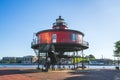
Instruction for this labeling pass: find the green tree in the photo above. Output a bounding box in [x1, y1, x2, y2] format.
[71, 54, 96, 64]
[114, 40, 120, 67]
[72, 57, 82, 63]
[0, 59, 2, 63]
[88, 54, 95, 60]
[114, 40, 120, 57]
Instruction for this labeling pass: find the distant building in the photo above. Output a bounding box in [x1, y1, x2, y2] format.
[16, 57, 23, 63]
[2, 57, 16, 63]
[2, 55, 37, 64]
[89, 59, 113, 65]
[22, 55, 37, 64]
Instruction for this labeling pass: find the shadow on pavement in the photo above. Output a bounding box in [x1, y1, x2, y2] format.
[64, 69, 119, 80]
[0, 69, 41, 76]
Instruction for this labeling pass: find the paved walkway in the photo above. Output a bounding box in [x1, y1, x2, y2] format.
[0, 68, 120, 80]
[0, 74, 36, 80]
[0, 68, 37, 80]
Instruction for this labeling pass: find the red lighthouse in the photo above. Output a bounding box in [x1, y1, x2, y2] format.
[31, 16, 89, 71]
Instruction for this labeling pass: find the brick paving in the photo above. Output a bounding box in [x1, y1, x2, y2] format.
[0, 68, 37, 80]
[0, 74, 36, 80]
[0, 68, 120, 80]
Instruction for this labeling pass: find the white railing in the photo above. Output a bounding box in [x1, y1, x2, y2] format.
[31, 38, 38, 46]
[82, 41, 89, 47]
[31, 38, 89, 48]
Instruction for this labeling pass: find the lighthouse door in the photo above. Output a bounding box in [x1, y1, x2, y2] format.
[52, 34, 57, 43]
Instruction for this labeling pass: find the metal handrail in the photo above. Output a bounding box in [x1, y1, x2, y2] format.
[31, 38, 89, 47]
[82, 41, 89, 47]
[31, 39, 38, 46]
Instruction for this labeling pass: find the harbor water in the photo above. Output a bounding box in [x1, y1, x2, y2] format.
[0, 64, 116, 69]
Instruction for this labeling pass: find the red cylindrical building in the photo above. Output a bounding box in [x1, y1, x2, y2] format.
[31, 16, 89, 71]
[31, 16, 88, 52]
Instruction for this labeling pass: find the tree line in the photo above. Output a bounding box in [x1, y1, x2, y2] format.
[72, 54, 96, 63]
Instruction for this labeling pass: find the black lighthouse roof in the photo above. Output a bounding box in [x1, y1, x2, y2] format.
[36, 16, 84, 36]
[53, 16, 68, 29]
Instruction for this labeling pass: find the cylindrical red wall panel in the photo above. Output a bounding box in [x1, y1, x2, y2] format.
[37, 30, 83, 44]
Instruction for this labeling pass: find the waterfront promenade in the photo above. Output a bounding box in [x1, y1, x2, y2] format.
[0, 68, 120, 80]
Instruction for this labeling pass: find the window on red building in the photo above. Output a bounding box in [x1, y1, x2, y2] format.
[52, 34, 57, 43]
[71, 33, 76, 41]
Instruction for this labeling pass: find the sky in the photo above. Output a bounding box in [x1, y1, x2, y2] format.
[0, 0, 120, 59]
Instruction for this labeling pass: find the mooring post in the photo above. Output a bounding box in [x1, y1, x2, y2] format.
[45, 52, 48, 72]
[37, 50, 40, 70]
[81, 49, 84, 69]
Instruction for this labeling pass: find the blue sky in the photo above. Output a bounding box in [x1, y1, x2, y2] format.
[0, 0, 120, 59]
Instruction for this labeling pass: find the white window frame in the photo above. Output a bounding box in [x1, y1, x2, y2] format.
[71, 33, 76, 41]
[52, 34, 57, 43]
